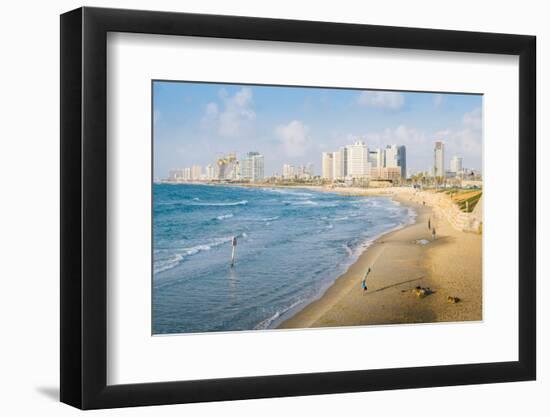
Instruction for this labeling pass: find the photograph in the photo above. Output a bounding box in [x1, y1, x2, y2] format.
[152, 81, 483, 335]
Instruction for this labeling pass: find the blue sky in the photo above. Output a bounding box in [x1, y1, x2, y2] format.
[153, 81, 482, 178]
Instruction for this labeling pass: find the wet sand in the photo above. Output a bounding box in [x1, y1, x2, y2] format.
[278, 195, 482, 329]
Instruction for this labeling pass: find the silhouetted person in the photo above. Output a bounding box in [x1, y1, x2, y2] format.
[362, 267, 371, 294]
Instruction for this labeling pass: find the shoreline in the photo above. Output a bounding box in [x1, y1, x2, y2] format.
[278, 192, 482, 329]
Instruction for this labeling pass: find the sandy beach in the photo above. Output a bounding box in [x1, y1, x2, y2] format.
[279, 191, 482, 329]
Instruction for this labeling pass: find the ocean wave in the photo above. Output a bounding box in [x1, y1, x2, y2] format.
[290, 200, 318, 206]
[333, 216, 349, 221]
[195, 200, 248, 207]
[342, 243, 353, 256]
[261, 216, 280, 221]
[267, 188, 313, 197]
[154, 233, 246, 274]
[254, 298, 305, 330]
[216, 213, 234, 220]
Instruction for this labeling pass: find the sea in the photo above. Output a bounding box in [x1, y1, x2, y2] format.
[153, 183, 416, 334]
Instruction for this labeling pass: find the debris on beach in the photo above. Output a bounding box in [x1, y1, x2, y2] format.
[447, 296, 461, 304]
[412, 286, 433, 298]
[415, 239, 430, 245]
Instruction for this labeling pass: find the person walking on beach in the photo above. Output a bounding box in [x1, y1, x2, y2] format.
[428, 217, 431, 230]
[362, 267, 371, 294]
[431, 226, 436, 241]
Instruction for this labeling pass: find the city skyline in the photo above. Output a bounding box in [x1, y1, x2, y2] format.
[153, 81, 483, 178]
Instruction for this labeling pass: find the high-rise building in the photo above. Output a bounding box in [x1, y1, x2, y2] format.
[340, 146, 348, 178]
[434, 141, 445, 178]
[450, 155, 463, 174]
[322, 152, 334, 179]
[347, 140, 370, 179]
[191, 165, 202, 180]
[217, 152, 239, 180]
[385, 145, 406, 179]
[183, 167, 192, 180]
[205, 164, 214, 180]
[240, 152, 264, 182]
[368, 149, 385, 169]
[332, 151, 343, 180]
[282, 164, 294, 179]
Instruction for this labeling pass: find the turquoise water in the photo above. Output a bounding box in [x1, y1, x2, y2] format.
[153, 184, 415, 334]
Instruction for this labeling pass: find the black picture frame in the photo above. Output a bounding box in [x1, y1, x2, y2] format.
[60, 6, 536, 410]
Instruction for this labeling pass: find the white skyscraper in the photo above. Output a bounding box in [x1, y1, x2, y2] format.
[322, 152, 334, 179]
[434, 141, 445, 177]
[450, 155, 463, 173]
[240, 152, 264, 182]
[191, 165, 202, 180]
[347, 140, 370, 179]
[205, 164, 214, 180]
[332, 150, 343, 180]
[282, 164, 294, 179]
[183, 167, 192, 180]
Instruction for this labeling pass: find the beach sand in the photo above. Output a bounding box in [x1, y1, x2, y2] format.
[278, 195, 482, 329]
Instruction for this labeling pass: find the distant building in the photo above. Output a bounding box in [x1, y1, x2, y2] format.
[332, 150, 344, 180]
[340, 146, 348, 178]
[168, 169, 182, 181]
[347, 140, 370, 179]
[282, 164, 295, 179]
[240, 152, 264, 182]
[434, 141, 445, 177]
[385, 145, 407, 179]
[205, 164, 215, 180]
[183, 167, 192, 180]
[322, 140, 406, 182]
[322, 152, 334, 179]
[191, 165, 202, 180]
[368, 166, 402, 181]
[368, 148, 385, 170]
[450, 155, 463, 174]
[217, 152, 239, 180]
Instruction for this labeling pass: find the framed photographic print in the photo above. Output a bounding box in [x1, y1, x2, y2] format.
[60, 6, 536, 409]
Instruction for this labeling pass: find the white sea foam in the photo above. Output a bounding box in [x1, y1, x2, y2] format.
[291, 200, 318, 206]
[195, 200, 248, 207]
[342, 243, 354, 257]
[154, 234, 246, 274]
[267, 188, 313, 197]
[254, 298, 305, 330]
[216, 213, 234, 220]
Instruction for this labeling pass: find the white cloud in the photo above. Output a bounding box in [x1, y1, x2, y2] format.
[201, 87, 256, 137]
[276, 120, 310, 157]
[435, 107, 482, 164]
[363, 125, 427, 147]
[356, 91, 405, 110]
[463, 107, 482, 130]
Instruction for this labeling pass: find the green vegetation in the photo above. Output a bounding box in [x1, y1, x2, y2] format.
[448, 189, 482, 213]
